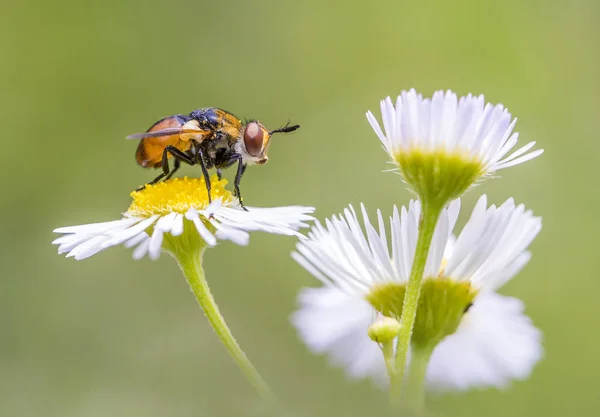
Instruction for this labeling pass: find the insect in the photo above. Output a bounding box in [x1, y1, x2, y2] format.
[127, 108, 299, 210]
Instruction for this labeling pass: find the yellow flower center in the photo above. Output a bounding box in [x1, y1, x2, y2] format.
[127, 175, 233, 216]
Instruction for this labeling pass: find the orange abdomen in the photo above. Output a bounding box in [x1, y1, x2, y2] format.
[135, 116, 190, 168]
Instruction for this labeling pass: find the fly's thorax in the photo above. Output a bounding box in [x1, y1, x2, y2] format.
[190, 108, 243, 145]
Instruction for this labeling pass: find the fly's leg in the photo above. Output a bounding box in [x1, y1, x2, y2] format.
[137, 146, 194, 191]
[234, 157, 248, 211]
[192, 144, 213, 204]
[164, 158, 181, 181]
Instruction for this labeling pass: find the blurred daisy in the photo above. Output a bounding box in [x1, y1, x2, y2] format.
[53, 175, 315, 260]
[366, 89, 543, 205]
[293, 288, 542, 391]
[291, 195, 542, 390]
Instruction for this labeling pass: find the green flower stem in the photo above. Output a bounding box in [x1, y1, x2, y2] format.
[391, 202, 443, 405]
[175, 248, 275, 402]
[380, 341, 398, 405]
[405, 345, 434, 415]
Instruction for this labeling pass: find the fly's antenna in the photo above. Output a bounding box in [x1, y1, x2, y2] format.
[270, 121, 300, 135]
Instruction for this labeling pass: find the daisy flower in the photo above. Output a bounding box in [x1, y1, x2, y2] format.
[291, 195, 542, 393]
[53, 175, 314, 261]
[53, 175, 315, 401]
[366, 89, 543, 206]
[293, 288, 542, 391]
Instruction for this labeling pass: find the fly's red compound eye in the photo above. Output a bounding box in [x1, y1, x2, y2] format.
[243, 122, 264, 156]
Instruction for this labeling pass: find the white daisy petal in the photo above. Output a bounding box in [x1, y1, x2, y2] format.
[291, 252, 332, 286]
[210, 219, 250, 246]
[170, 214, 184, 237]
[427, 293, 543, 391]
[68, 235, 110, 260]
[481, 252, 532, 292]
[100, 215, 159, 248]
[390, 206, 405, 279]
[447, 199, 541, 290]
[493, 137, 535, 165]
[494, 149, 545, 170]
[148, 229, 164, 260]
[56, 234, 97, 254]
[155, 212, 177, 232]
[53, 234, 87, 246]
[366, 110, 389, 153]
[54, 218, 143, 253]
[186, 208, 217, 247]
[447, 199, 461, 231]
[132, 237, 151, 260]
[424, 209, 449, 277]
[53, 218, 139, 235]
[291, 286, 388, 387]
[124, 232, 150, 249]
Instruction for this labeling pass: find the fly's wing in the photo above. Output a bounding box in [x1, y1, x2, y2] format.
[130, 116, 212, 168]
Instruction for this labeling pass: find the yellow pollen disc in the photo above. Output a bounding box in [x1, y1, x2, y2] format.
[127, 175, 233, 216]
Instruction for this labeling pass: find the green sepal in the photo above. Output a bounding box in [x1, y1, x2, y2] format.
[395, 149, 484, 206]
[366, 278, 477, 349]
[161, 218, 213, 258]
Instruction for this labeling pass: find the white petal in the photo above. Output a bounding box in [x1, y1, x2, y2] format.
[124, 232, 149, 249]
[186, 208, 216, 247]
[390, 206, 404, 279]
[211, 205, 314, 238]
[100, 215, 159, 248]
[132, 237, 151, 260]
[427, 293, 542, 391]
[291, 252, 332, 286]
[54, 218, 143, 254]
[291, 286, 388, 386]
[494, 149, 544, 170]
[155, 212, 177, 232]
[481, 252, 532, 292]
[494, 139, 536, 165]
[170, 214, 184, 236]
[210, 219, 249, 246]
[147, 229, 164, 260]
[68, 235, 110, 260]
[366, 110, 390, 153]
[446, 197, 540, 290]
[424, 209, 448, 277]
[53, 218, 139, 234]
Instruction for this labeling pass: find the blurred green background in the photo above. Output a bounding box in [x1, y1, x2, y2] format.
[1, 0, 598, 415]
